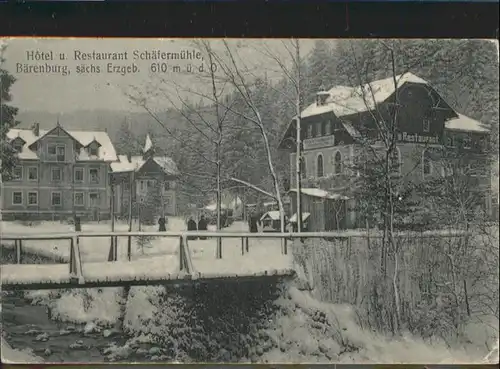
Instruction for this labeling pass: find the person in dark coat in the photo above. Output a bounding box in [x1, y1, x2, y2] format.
[198, 215, 208, 240]
[74, 216, 81, 232]
[187, 217, 197, 240]
[249, 211, 259, 233]
[158, 216, 167, 232]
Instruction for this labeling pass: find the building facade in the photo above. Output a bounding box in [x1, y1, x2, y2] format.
[3, 122, 117, 220]
[110, 135, 179, 218]
[279, 73, 493, 230]
[3, 126, 179, 221]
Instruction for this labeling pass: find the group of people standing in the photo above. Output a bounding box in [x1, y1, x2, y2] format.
[186, 215, 208, 240]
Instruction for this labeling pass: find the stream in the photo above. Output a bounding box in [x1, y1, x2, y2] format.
[2, 292, 127, 362]
[0, 246, 161, 363]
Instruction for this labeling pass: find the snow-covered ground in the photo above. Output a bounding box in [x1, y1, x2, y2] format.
[1, 219, 497, 364]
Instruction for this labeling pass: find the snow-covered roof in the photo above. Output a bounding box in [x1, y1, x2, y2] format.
[7, 127, 117, 162]
[445, 113, 490, 133]
[263, 201, 277, 207]
[289, 212, 311, 223]
[110, 155, 179, 175]
[301, 72, 429, 119]
[289, 188, 349, 200]
[204, 203, 228, 211]
[261, 210, 281, 221]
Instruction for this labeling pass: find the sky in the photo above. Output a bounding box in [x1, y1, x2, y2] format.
[1, 38, 317, 114]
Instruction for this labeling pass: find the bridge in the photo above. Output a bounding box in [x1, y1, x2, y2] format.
[1, 231, 306, 290]
[1, 229, 471, 291]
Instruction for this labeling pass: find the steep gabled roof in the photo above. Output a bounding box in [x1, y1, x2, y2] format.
[110, 154, 178, 176]
[279, 72, 489, 149]
[300, 73, 432, 119]
[7, 126, 117, 161]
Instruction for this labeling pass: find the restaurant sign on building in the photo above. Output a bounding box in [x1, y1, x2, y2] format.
[303, 135, 335, 151]
[397, 132, 440, 144]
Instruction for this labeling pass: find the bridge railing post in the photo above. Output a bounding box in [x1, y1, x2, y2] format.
[127, 235, 132, 261]
[15, 239, 23, 264]
[241, 237, 244, 255]
[179, 235, 185, 271]
[69, 237, 76, 277]
[245, 237, 249, 253]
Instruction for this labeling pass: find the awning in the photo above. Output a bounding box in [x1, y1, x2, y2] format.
[289, 188, 349, 200]
[289, 212, 311, 223]
[260, 211, 281, 221]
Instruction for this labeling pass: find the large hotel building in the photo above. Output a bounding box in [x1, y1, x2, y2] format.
[279, 73, 494, 231]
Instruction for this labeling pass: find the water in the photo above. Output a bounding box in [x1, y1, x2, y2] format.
[2, 293, 130, 362]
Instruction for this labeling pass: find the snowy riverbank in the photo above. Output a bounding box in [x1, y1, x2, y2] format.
[1, 339, 43, 363]
[2, 219, 498, 363]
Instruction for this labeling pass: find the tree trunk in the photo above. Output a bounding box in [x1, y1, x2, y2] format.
[295, 40, 303, 234]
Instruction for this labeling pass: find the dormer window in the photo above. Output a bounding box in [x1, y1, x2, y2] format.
[12, 137, 25, 152]
[85, 138, 101, 157]
[316, 91, 329, 106]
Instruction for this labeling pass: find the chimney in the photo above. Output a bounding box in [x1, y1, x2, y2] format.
[32, 122, 40, 136]
[316, 85, 329, 106]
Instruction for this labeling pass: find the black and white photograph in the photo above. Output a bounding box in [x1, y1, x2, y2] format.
[0, 38, 498, 364]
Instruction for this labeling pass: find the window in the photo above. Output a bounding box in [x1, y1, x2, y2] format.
[74, 167, 84, 182]
[51, 167, 62, 182]
[56, 146, 65, 162]
[13, 141, 23, 152]
[89, 146, 98, 156]
[28, 191, 38, 205]
[74, 192, 84, 206]
[12, 166, 23, 180]
[334, 151, 343, 175]
[315, 123, 321, 137]
[423, 118, 431, 133]
[28, 167, 38, 181]
[51, 192, 62, 206]
[307, 124, 313, 138]
[48, 144, 66, 161]
[422, 150, 432, 176]
[300, 159, 307, 179]
[390, 148, 401, 175]
[164, 182, 170, 191]
[441, 164, 454, 177]
[462, 136, 472, 149]
[446, 136, 455, 147]
[89, 193, 100, 207]
[89, 168, 100, 184]
[48, 144, 57, 155]
[330, 120, 335, 133]
[316, 154, 324, 178]
[325, 121, 331, 135]
[12, 191, 23, 205]
[321, 122, 328, 136]
[140, 180, 145, 191]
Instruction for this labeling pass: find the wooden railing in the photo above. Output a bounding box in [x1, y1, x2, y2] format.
[2, 230, 472, 286]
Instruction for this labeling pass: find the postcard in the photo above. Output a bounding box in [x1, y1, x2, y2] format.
[0, 37, 498, 364]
